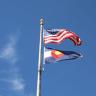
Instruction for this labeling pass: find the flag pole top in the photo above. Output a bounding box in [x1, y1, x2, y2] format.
[40, 18, 44, 25]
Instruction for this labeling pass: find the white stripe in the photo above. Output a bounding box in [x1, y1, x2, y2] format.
[44, 31, 69, 41]
[44, 51, 51, 59]
[44, 30, 68, 38]
[44, 33, 75, 44]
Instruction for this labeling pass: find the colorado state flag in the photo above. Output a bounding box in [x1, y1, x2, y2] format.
[44, 47, 82, 64]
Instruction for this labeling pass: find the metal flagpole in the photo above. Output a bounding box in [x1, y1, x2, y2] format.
[36, 18, 44, 96]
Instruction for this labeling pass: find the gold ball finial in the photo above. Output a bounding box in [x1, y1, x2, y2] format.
[40, 18, 44, 25]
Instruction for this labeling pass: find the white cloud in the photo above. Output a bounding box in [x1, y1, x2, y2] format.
[0, 77, 25, 92]
[11, 78, 25, 91]
[0, 34, 26, 94]
[0, 35, 17, 64]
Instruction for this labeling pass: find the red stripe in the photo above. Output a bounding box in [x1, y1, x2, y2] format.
[44, 30, 69, 39]
[44, 32, 77, 43]
[44, 30, 78, 41]
[44, 33, 75, 44]
[69, 37, 80, 45]
[50, 36, 81, 45]
[44, 31, 70, 41]
[44, 33, 81, 45]
[44, 29, 81, 45]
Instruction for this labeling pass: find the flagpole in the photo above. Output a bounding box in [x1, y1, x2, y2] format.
[36, 18, 44, 96]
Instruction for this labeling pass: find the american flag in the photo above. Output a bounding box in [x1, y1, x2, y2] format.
[44, 29, 82, 45]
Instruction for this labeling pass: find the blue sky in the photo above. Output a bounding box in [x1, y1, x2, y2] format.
[0, 0, 96, 96]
